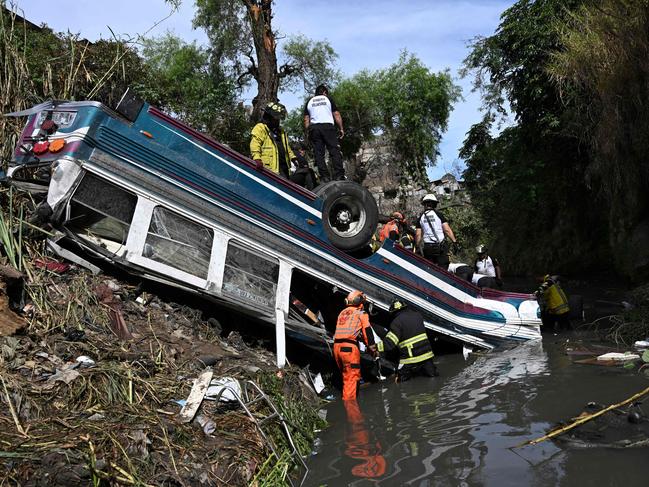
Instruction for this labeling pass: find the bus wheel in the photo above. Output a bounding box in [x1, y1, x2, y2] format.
[318, 181, 378, 252]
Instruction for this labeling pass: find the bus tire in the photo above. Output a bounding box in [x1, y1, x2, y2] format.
[319, 181, 378, 252]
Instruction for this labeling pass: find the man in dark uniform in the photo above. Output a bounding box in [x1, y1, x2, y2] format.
[303, 84, 345, 183]
[376, 299, 438, 382]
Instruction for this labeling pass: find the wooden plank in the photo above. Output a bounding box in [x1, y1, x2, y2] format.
[179, 369, 213, 423]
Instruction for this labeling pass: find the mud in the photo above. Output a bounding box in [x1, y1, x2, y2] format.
[0, 267, 324, 486]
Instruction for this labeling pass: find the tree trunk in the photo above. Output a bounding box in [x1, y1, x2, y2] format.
[244, 0, 279, 122]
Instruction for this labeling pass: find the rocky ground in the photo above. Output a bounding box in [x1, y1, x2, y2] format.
[0, 261, 325, 486]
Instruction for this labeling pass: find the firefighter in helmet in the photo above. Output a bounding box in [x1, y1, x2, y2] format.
[334, 290, 377, 400]
[379, 211, 406, 242]
[376, 299, 437, 381]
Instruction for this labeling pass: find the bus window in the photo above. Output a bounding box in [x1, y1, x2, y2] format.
[223, 241, 279, 310]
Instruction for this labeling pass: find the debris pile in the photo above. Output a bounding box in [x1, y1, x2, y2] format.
[585, 282, 649, 345]
[0, 262, 325, 486]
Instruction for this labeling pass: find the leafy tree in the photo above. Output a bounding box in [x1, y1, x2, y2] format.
[0, 6, 145, 163]
[374, 52, 460, 185]
[288, 53, 459, 186]
[136, 33, 249, 153]
[548, 0, 649, 277]
[192, 0, 338, 121]
[460, 0, 608, 275]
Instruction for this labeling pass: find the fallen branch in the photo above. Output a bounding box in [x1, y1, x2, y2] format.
[1, 375, 28, 437]
[516, 385, 649, 448]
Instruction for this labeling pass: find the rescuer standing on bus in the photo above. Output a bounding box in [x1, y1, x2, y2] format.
[376, 299, 437, 382]
[250, 101, 299, 178]
[334, 290, 377, 401]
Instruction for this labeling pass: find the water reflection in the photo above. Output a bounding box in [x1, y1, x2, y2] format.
[307, 339, 649, 486]
[342, 399, 386, 479]
[307, 341, 556, 486]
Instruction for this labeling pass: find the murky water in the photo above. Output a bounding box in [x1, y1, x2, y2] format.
[305, 335, 649, 486]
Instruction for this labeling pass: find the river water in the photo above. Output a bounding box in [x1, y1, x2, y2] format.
[304, 335, 649, 486]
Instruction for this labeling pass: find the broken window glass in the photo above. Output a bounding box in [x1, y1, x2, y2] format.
[67, 172, 136, 245]
[144, 207, 213, 279]
[223, 242, 279, 309]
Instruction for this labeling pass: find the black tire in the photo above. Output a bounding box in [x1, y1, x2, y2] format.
[319, 181, 378, 252]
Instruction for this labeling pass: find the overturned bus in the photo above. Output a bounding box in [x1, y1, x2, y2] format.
[4, 91, 541, 367]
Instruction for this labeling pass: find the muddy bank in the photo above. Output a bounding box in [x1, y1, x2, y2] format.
[0, 266, 324, 486]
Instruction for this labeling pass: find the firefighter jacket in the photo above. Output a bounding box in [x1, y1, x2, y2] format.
[379, 220, 400, 242]
[536, 278, 570, 315]
[250, 123, 295, 175]
[335, 307, 376, 348]
[399, 232, 415, 251]
[376, 309, 434, 365]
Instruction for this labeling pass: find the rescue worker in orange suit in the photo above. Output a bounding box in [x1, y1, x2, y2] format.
[343, 399, 386, 478]
[334, 290, 377, 401]
[379, 211, 406, 243]
[375, 299, 437, 382]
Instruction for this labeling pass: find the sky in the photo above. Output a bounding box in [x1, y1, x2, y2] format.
[16, 0, 513, 180]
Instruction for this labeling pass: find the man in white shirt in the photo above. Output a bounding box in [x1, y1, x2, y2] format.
[472, 245, 503, 288]
[303, 84, 345, 183]
[415, 194, 457, 269]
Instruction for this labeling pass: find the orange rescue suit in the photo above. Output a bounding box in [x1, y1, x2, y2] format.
[343, 399, 386, 478]
[379, 220, 399, 242]
[334, 306, 375, 401]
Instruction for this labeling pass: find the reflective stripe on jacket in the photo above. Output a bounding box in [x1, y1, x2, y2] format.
[250, 123, 295, 174]
[376, 309, 434, 366]
[335, 307, 373, 346]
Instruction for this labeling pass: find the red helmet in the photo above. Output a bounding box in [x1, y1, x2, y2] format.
[391, 211, 405, 222]
[345, 290, 366, 307]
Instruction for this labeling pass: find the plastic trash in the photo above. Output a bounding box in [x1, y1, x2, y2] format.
[205, 377, 241, 402]
[195, 414, 217, 435]
[462, 346, 473, 360]
[75, 355, 95, 367]
[634, 340, 649, 349]
[312, 373, 325, 394]
[596, 352, 640, 362]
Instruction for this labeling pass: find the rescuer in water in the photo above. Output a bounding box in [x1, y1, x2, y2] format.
[334, 290, 378, 400]
[375, 299, 437, 381]
[536, 274, 571, 330]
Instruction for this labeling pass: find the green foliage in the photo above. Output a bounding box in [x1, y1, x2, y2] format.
[324, 52, 460, 183]
[460, 0, 610, 275]
[462, 0, 584, 128]
[547, 0, 649, 277]
[193, 0, 339, 110]
[443, 201, 491, 263]
[281, 34, 340, 94]
[330, 70, 381, 158]
[376, 53, 460, 184]
[136, 33, 249, 153]
[0, 5, 145, 166]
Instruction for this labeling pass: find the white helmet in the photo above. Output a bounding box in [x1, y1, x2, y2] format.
[476, 245, 487, 254]
[421, 193, 438, 204]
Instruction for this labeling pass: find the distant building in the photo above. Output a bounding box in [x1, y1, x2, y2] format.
[431, 173, 465, 198]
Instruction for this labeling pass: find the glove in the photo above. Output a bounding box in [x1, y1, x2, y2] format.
[254, 159, 264, 171]
[451, 241, 459, 254]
